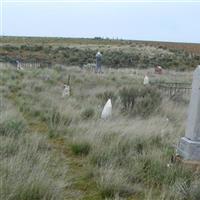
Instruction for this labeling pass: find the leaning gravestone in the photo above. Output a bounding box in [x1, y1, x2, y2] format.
[177, 65, 200, 160]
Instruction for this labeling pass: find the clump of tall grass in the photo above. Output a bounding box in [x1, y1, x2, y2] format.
[71, 141, 91, 155]
[0, 99, 27, 137]
[0, 118, 26, 137]
[0, 134, 65, 200]
[45, 106, 72, 138]
[168, 178, 200, 200]
[96, 90, 117, 105]
[81, 107, 95, 120]
[119, 86, 161, 117]
[0, 100, 65, 200]
[97, 166, 134, 198]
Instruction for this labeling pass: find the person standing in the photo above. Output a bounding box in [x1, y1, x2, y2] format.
[95, 51, 102, 73]
[16, 60, 23, 70]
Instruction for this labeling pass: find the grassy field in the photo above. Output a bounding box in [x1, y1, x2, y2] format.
[1, 62, 200, 200]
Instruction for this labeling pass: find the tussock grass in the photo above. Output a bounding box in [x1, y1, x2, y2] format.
[81, 107, 95, 120]
[71, 141, 91, 155]
[1, 66, 198, 199]
[0, 134, 65, 200]
[119, 86, 161, 117]
[0, 98, 66, 200]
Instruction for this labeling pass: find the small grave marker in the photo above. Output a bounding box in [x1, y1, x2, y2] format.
[62, 84, 70, 97]
[101, 99, 112, 119]
[143, 75, 149, 85]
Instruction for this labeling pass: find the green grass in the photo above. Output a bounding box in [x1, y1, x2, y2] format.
[71, 142, 91, 155]
[0, 64, 199, 200]
[81, 107, 95, 120]
[0, 99, 66, 200]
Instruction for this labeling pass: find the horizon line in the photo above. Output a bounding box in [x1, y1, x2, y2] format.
[2, 35, 200, 45]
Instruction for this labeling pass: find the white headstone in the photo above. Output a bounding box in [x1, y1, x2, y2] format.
[143, 75, 149, 85]
[101, 99, 112, 119]
[177, 65, 200, 160]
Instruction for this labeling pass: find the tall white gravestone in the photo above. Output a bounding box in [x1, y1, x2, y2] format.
[177, 65, 200, 160]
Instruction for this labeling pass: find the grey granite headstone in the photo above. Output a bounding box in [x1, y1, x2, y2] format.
[177, 65, 200, 160]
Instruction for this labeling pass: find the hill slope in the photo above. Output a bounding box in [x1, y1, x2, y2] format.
[1, 36, 200, 70]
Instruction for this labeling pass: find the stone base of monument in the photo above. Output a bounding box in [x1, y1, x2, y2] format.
[175, 156, 200, 171]
[177, 137, 200, 161]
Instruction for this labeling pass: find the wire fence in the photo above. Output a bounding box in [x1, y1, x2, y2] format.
[151, 81, 192, 98]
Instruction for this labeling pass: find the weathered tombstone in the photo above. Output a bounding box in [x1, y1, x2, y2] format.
[62, 75, 71, 97]
[62, 84, 70, 97]
[143, 75, 149, 85]
[155, 66, 163, 74]
[177, 65, 200, 160]
[101, 99, 112, 119]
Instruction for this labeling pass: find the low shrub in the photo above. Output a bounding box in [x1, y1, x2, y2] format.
[0, 136, 19, 157]
[71, 142, 91, 155]
[42, 107, 72, 138]
[48, 129, 57, 139]
[7, 80, 22, 93]
[119, 86, 162, 117]
[96, 90, 117, 104]
[0, 119, 26, 136]
[81, 107, 95, 120]
[98, 167, 134, 198]
[2, 45, 19, 51]
[1, 42, 200, 69]
[45, 107, 72, 128]
[119, 87, 139, 111]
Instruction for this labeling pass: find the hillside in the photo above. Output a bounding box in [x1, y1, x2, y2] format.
[1, 36, 200, 70]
